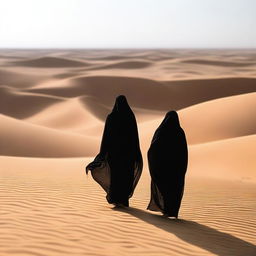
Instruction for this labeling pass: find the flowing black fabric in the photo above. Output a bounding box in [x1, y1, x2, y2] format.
[147, 111, 188, 218]
[86, 95, 143, 207]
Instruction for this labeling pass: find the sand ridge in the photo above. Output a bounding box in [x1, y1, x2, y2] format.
[12, 56, 90, 68]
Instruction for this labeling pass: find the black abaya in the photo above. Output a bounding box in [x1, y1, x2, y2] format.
[147, 111, 188, 217]
[86, 95, 143, 207]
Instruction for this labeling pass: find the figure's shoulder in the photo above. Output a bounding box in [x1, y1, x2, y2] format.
[107, 113, 114, 120]
[105, 113, 117, 124]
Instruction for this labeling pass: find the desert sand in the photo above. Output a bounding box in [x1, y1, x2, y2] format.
[0, 49, 255, 256]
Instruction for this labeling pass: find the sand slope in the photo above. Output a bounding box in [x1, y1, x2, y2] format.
[25, 98, 102, 132]
[0, 69, 46, 88]
[188, 135, 256, 182]
[0, 114, 99, 157]
[179, 92, 256, 144]
[0, 85, 63, 119]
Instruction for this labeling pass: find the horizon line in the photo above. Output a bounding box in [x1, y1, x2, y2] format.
[0, 47, 256, 50]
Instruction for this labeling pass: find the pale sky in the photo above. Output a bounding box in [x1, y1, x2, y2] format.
[0, 0, 255, 48]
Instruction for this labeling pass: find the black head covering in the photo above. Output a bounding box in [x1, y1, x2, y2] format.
[86, 95, 143, 207]
[112, 95, 131, 113]
[153, 111, 180, 136]
[147, 111, 188, 217]
[165, 111, 180, 126]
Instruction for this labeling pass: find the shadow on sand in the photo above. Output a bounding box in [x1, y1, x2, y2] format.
[113, 207, 256, 256]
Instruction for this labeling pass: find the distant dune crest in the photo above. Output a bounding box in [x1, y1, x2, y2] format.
[182, 58, 255, 67]
[12, 56, 89, 67]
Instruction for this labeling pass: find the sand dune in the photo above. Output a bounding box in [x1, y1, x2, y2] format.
[0, 69, 45, 88]
[0, 49, 256, 256]
[162, 77, 256, 108]
[81, 53, 175, 62]
[26, 76, 168, 104]
[89, 60, 152, 70]
[0, 85, 63, 119]
[12, 56, 90, 68]
[79, 95, 112, 121]
[54, 71, 83, 79]
[188, 135, 256, 182]
[179, 92, 256, 144]
[87, 55, 140, 61]
[77, 50, 159, 61]
[0, 114, 99, 157]
[15, 91, 256, 151]
[25, 76, 256, 112]
[182, 59, 255, 67]
[0, 54, 26, 59]
[25, 98, 102, 132]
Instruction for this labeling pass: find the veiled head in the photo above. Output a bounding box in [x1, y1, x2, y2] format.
[164, 111, 180, 127]
[113, 95, 130, 113]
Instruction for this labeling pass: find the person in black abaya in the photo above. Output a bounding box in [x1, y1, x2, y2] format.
[147, 111, 188, 218]
[86, 95, 143, 207]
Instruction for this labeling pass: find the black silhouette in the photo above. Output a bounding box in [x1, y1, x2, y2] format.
[86, 95, 143, 207]
[147, 111, 188, 218]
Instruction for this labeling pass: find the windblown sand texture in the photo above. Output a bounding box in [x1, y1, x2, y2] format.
[0, 49, 256, 256]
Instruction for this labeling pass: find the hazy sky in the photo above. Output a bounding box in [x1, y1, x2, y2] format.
[0, 0, 255, 48]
